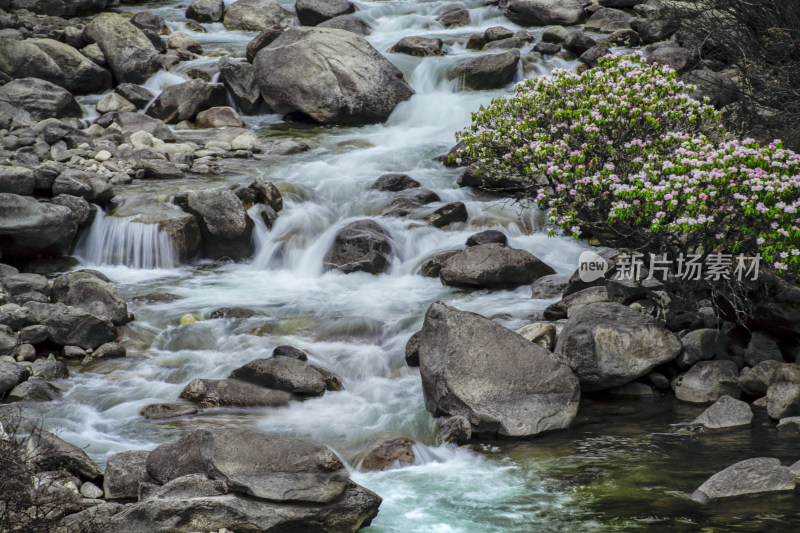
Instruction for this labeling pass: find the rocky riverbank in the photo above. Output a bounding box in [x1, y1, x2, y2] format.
[2, 0, 800, 531]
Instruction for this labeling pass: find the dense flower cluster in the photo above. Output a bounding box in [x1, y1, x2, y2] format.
[455, 53, 800, 278]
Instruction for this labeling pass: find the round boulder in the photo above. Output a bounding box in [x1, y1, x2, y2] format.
[253, 27, 414, 124]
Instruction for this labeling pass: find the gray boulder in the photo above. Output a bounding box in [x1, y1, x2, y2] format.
[2, 273, 50, 304]
[104, 450, 154, 500]
[317, 14, 371, 35]
[429, 202, 467, 228]
[174, 188, 254, 260]
[52, 170, 114, 205]
[104, 482, 380, 533]
[8, 377, 61, 401]
[643, 41, 692, 73]
[440, 243, 555, 289]
[179, 378, 294, 407]
[29, 38, 112, 94]
[418, 301, 580, 437]
[690, 395, 753, 429]
[245, 26, 284, 62]
[435, 415, 472, 444]
[543, 285, 608, 320]
[115, 84, 155, 109]
[51, 271, 128, 325]
[678, 328, 729, 368]
[0, 359, 30, 396]
[530, 273, 570, 299]
[504, 0, 587, 26]
[51, 194, 96, 227]
[146, 79, 227, 124]
[0, 193, 78, 260]
[26, 430, 103, 481]
[391, 36, 445, 57]
[352, 433, 415, 471]
[673, 360, 740, 403]
[145, 427, 347, 502]
[224, 0, 294, 31]
[370, 173, 420, 192]
[218, 57, 262, 114]
[554, 302, 682, 391]
[584, 7, 633, 33]
[0, 38, 64, 86]
[0, 166, 35, 196]
[229, 357, 327, 396]
[254, 27, 414, 124]
[739, 360, 782, 396]
[141, 403, 199, 419]
[744, 331, 784, 366]
[0, 78, 81, 121]
[32, 356, 68, 380]
[446, 50, 520, 90]
[324, 219, 394, 274]
[466, 230, 507, 247]
[84, 13, 160, 84]
[690, 458, 796, 503]
[296, 0, 355, 26]
[26, 301, 117, 350]
[187, 0, 225, 22]
[766, 363, 800, 420]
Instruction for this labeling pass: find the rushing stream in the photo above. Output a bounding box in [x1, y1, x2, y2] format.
[21, 0, 800, 530]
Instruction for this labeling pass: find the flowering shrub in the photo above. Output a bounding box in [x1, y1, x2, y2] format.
[455, 53, 800, 279]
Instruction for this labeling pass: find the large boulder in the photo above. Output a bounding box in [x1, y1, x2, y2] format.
[0, 166, 35, 196]
[104, 450, 154, 500]
[677, 328, 729, 368]
[690, 395, 753, 429]
[323, 219, 394, 274]
[504, 0, 587, 26]
[218, 57, 262, 114]
[0, 39, 64, 86]
[29, 39, 112, 95]
[0, 78, 81, 121]
[739, 360, 782, 396]
[418, 302, 580, 437]
[439, 243, 554, 289]
[26, 301, 117, 350]
[352, 433, 415, 471]
[766, 363, 800, 420]
[673, 360, 740, 403]
[187, 0, 225, 22]
[690, 458, 796, 503]
[51, 271, 128, 325]
[296, 0, 355, 26]
[146, 79, 227, 124]
[253, 27, 414, 124]
[84, 13, 160, 84]
[52, 170, 114, 205]
[179, 378, 294, 407]
[554, 302, 682, 391]
[146, 427, 347, 502]
[174, 188, 254, 260]
[224, 0, 294, 31]
[26, 430, 103, 482]
[0, 360, 30, 396]
[104, 481, 380, 532]
[229, 357, 327, 396]
[0, 193, 78, 260]
[446, 50, 520, 90]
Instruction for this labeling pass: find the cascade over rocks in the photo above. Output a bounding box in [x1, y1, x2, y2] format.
[417, 301, 580, 437]
[554, 302, 682, 391]
[253, 27, 414, 124]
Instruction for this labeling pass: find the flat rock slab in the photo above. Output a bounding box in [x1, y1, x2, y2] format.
[690, 457, 796, 503]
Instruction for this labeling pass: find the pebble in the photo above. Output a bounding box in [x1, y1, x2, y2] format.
[94, 150, 112, 162]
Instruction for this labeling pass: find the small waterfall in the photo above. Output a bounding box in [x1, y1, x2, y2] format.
[74, 210, 177, 269]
